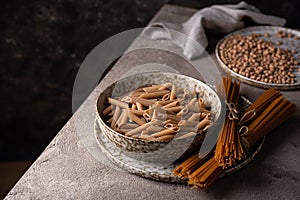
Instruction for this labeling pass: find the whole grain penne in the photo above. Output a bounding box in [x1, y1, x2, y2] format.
[158, 82, 172, 90]
[130, 98, 156, 107]
[142, 84, 163, 93]
[103, 105, 113, 116]
[197, 115, 211, 130]
[151, 127, 178, 138]
[187, 104, 200, 113]
[165, 106, 183, 113]
[116, 109, 127, 128]
[118, 109, 129, 127]
[111, 106, 121, 128]
[146, 125, 163, 132]
[188, 113, 201, 121]
[190, 98, 198, 106]
[176, 107, 189, 116]
[143, 113, 151, 122]
[129, 109, 144, 116]
[107, 111, 113, 117]
[136, 102, 143, 110]
[139, 90, 170, 99]
[131, 91, 145, 97]
[170, 85, 177, 100]
[139, 134, 156, 141]
[156, 134, 175, 141]
[128, 110, 146, 126]
[113, 128, 126, 134]
[119, 128, 133, 133]
[119, 123, 139, 129]
[162, 93, 170, 101]
[164, 123, 178, 129]
[199, 98, 205, 108]
[167, 114, 181, 122]
[156, 100, 176, 106]
[199, 107, 211, 113]
[178, 120, 198, 127]
[178, 126, 198, 132]
[150, 119, 163, 126]
[125, 122, 151, 137]
[175, 132, 197, 140]
[141, 130, 149, 136]
[108, 98, 128, 109]
[131, 104, 137, 110]
[162, 100, 180, 109]
[106, 117, 113, 124]
[163, 119, 178, 125]
[121, 96, 132, 103]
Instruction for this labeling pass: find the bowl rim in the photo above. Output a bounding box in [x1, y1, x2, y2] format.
[95, 71, 221, 144]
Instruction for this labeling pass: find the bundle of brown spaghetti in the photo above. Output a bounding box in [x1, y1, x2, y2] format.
[174, 77, 244, 189]
[239, 89, 281, 125]
[173, 78, 296, 190]
[214, 77, 246, 168]
[240, 89, 297, 150]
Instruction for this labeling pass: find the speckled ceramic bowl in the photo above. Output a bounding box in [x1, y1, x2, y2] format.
[96, 72, 222, 163]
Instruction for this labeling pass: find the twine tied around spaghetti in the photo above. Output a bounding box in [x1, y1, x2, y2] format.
[225, 101, 239, 120]
[239, 109, 256, 125]
[238, 109, 257, 135]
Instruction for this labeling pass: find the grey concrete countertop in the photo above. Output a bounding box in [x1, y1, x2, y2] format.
[5, 4, 300, 200]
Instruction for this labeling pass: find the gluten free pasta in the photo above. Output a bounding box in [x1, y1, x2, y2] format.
[101, 83, 213, 142]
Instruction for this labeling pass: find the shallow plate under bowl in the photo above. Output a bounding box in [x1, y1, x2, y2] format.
[94, 113, 265, 183]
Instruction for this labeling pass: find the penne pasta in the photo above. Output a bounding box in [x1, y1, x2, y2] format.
[162, 93, 170, 101]
[103, 83, 213, 145]
[111, 106, 121, 128]
[125, 123, 151, 137]
[119, 123, 139, 129]
[151, 127, 178, 138]
[175, 132, 197, 140]
[128, 110, 146, 126]
[130, 97, 156, 107]
[158, 82, 172, 90]
[178, 120, 198, 127]
[139, 90, 170, 99]
[156, 134, 175, 141]
[165, 106, 184, 113]
[162, 101, 180, 109]
[136, 102, 143, 110]
[197, 115, 211, 130]
[170, 85, 177, 100]
[108, 98, 128, 109]
[103, 105, 113, 116]
[129, 109, 144, 116]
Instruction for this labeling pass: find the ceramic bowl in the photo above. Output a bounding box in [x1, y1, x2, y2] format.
[96, 72, 222, 163]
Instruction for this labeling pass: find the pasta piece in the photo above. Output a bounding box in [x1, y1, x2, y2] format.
[156, 134, 175, 141]
[162, 101, 179, 109]
[103, 105, 113, 116]
[128, 110, 146, 126]
[125, 123, 151, 137]
[108, 98, 128, 109]
[170, 84, 177, 100]
[151, 127, 178, 138]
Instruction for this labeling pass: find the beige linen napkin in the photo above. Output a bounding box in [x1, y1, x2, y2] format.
[144, 1, 286, 59]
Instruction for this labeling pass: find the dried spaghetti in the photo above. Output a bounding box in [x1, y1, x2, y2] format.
[240, 89, 296, 150]
[173, 78, 296, 190]
[214, 77, 246, 168]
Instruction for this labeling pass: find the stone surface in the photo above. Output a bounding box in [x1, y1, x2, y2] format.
[5, 4, 300, 200]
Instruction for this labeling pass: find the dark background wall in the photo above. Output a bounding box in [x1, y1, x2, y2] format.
[0, 0, 299, 161]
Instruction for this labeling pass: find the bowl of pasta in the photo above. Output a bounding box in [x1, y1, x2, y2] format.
[96, 72, 222, 163]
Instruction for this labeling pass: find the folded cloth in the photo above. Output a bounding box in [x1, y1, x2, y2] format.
[144, 1, 286, 59]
